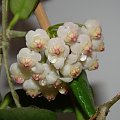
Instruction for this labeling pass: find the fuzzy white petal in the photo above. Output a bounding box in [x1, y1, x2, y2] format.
[70, 43, 82, 55]
[77, 34, 91, 45]
[64, 45, 70, 57]
[43, 63, 51, 75]
[92, 39, 104, 52]
[46, 71, 58, 85]
[53, 57, 65, 69]
[66, 53, 78, 64]
[31, 63, 44, 73]
[23, 79, 40, 90]
[59, 77, 73, 83]
[60, 64, 71, 77]
[35, 29, 50, 40]
[10, 63, 21, 75]
[26, 30, 36, 42]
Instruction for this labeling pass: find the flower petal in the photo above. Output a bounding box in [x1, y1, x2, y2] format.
[59, 77, 73, 83]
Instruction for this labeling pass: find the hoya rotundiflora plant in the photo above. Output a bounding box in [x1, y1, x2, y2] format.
[0, 0, 120, 120]
[10, 20, 104, 101]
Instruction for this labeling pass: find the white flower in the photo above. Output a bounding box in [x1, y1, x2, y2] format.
[46, 37, 69, 69]
[45, 71, 59, 85]
[53, 57, 65, 69]
[26, 29, 50, 52]
[23, 78, 41, 98]
[70, 34, 92, 62]
[81, 19, 102, 39]
[71, 34, 92, 56]
[10, 63, 29, 84]
[66, 53, 78, 64]
[40, 64, 59, 86]
[42, 63, 51, 75]
[17, 48, 41, 69]
[60, 62, 83, 78]
[83, 55, 99, 71]
[70, 43, 82, 55]
[57, 22, 80, 44]
[31, 63, 59, 86]
[78, 34, 92, 55]
[31, 63, 45, 81]
[31, 63, 44, 73]
[92, 37, 105, 52]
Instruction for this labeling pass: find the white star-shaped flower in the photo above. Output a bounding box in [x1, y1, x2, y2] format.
[17, 48, 41, 69]
[60, 62, 83, 78]
[46, 37, 69, 69]
[26, 29, 50, 52]
[83, 54, 99, 71]
[23, 78, 41, 98]
[81, 19, 102, 40]
[10, 62, 29, 84]
[57, 22, 80, 44]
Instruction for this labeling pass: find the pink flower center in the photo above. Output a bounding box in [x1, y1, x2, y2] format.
[89, 61, 99, 70]
[70, 67, 80, 78]
[32, 73, 44, 81]
[20, 58, 32, 68]
[33, 39, 45, 50]
[83, 46, 93, 55]
[11, 75, 24, 84]
[91, 27, 102, 39]
[50, 45, 64, 56]
[67, 32, 78, 42]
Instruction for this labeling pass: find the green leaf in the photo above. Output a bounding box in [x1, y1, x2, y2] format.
[69, 71, 96, 118]
[0, 107, 57, 120]
[10, 0, 39, 19]
[4, 89, 73, 113]
[47, 23, 63, 38]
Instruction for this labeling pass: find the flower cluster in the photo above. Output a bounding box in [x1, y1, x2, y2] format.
[10, 20, 104, 101]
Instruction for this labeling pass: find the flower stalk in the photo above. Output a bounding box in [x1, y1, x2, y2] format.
[1, 0, 21, 108]
[0, 30, 26, 40]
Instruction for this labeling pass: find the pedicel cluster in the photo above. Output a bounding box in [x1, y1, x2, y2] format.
[10, 19, 105, 101]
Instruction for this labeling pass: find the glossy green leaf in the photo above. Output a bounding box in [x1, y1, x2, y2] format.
[10, 0, 39, 19]
[69, 71, 96, 118]
[0, 107, 57, 120]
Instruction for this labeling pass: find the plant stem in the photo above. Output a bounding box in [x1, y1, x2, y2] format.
[2, 0, 21, 108]
[2, 46, 21, 108]
[7, 30, 26, 39]
[8, 14, 19, 30]
[0, 95, 11, 109]
[75, 107, 85, 120]
[0, 50, 2, 72]
[0, 38, 2, 73]
[0, 30, 26, 39]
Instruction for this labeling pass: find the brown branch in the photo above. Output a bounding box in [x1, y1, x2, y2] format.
[34, 2, 50, 30]
[89, 93, 120, 120]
